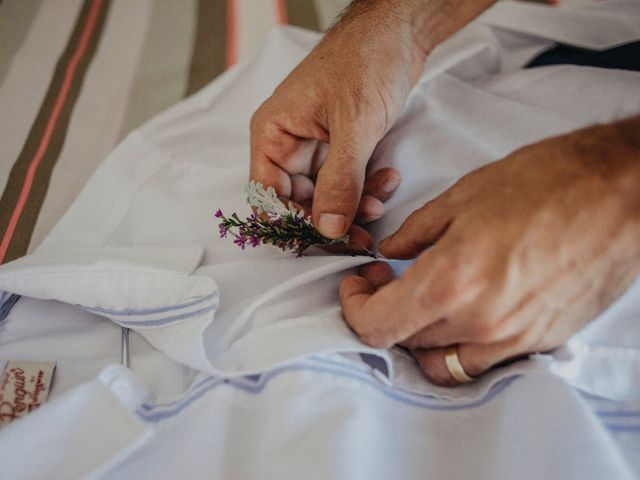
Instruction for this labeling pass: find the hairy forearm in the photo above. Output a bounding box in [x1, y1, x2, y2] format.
[410, 0, 497, 56]
[342, 0, 496, 57]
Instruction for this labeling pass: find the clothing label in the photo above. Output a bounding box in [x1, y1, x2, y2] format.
[0, 360, 56, 428]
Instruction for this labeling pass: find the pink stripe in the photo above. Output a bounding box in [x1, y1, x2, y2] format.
[225, 0, 238, 69]
[274, 0, 288, 25]
[0, 0, 104, 264]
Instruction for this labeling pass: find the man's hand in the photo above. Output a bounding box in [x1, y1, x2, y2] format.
[250, 0, 496, 247]
[340, 118, 640, 386]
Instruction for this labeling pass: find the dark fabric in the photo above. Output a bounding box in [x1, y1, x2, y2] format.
[527, 41, 640, 72]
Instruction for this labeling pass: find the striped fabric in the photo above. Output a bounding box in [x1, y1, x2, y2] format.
[0, 0, 349, 265]
[0, 0, 552, 266]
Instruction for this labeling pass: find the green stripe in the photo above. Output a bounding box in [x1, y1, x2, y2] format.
[285, 0, 320, 31]
[185, 0, 227, 97]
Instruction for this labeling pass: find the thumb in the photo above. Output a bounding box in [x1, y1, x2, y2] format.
[312, 131, 376, 239]
[379, 196, 454, 259]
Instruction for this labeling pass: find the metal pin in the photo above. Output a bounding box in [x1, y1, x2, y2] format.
[121, 327, 130, 368]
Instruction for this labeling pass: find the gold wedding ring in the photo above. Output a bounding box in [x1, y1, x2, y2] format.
[444, 345, 474, 383]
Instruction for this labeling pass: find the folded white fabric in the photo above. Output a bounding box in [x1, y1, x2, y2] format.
[0, 0, 639, 396]
[2, 360, 638, 480]
[0, 365, 151, 479]
[479, 0, 640, 50]
[1, 2, 640, 478]
[0, 246, 219, 372]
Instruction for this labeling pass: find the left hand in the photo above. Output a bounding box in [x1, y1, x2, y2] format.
[340, 118, 640, 386]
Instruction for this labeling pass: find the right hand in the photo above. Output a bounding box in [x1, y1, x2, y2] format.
[249, 1, 428, 247]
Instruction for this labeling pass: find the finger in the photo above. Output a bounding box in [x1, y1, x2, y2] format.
[311, 142, 329, 176]
[356, 195, 385, 224]
[340, 277, 396, 349]
[379, 193, 456, 259]
[342, 244, 467, 348]
[358, 261, 395, 289]
[411, 338, 524, 387]
[355, 167, 401, 224]
[312, 130, 377, 239]
[363, 168, 402, 202]
[396, 241, 491, 350]
[250, 116, 319, 198]
[346, 224, 374, 252]
[276, 138, 318, 177]
[291, 174, 315, 205]
[288, 167, 398, 221]
[250, 152, 293, 199]
[340, 268, 444, 348]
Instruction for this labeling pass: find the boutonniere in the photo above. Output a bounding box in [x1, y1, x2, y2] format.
[216, 181, 349, 257]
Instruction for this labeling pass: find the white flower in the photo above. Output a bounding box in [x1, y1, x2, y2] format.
[243, 180, 350, 245]
[245, 181, 304, 219]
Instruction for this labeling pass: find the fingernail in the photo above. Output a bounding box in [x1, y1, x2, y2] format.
[382, 177, 400, 193]
[318, 213, 346, 238]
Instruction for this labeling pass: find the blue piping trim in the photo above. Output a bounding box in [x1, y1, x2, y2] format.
[0, 294, 21, 323]
[80, 292, 218, 316]
[306, 355, 376, 376]
[605, 424, 640, 433]
[112, 302, 218, 327]
[139, 376, 217, 412]
[137, 360, 518, 423]
[597, 411, 640, 418]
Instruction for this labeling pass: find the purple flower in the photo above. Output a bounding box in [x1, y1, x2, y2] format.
[215, 199, 351, 257]
[233, 233, 247, 250]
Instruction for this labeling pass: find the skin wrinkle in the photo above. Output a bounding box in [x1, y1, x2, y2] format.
[250, 0, 640, 385]
[252, 0, 454, 239]
[500, 170, 633, 356]
[346, 120, 640, 383]
[487, 183, 626, 328]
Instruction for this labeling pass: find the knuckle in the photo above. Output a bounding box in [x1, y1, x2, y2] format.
[431, 281, 459, 307]
[249, 107, 266, 132]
